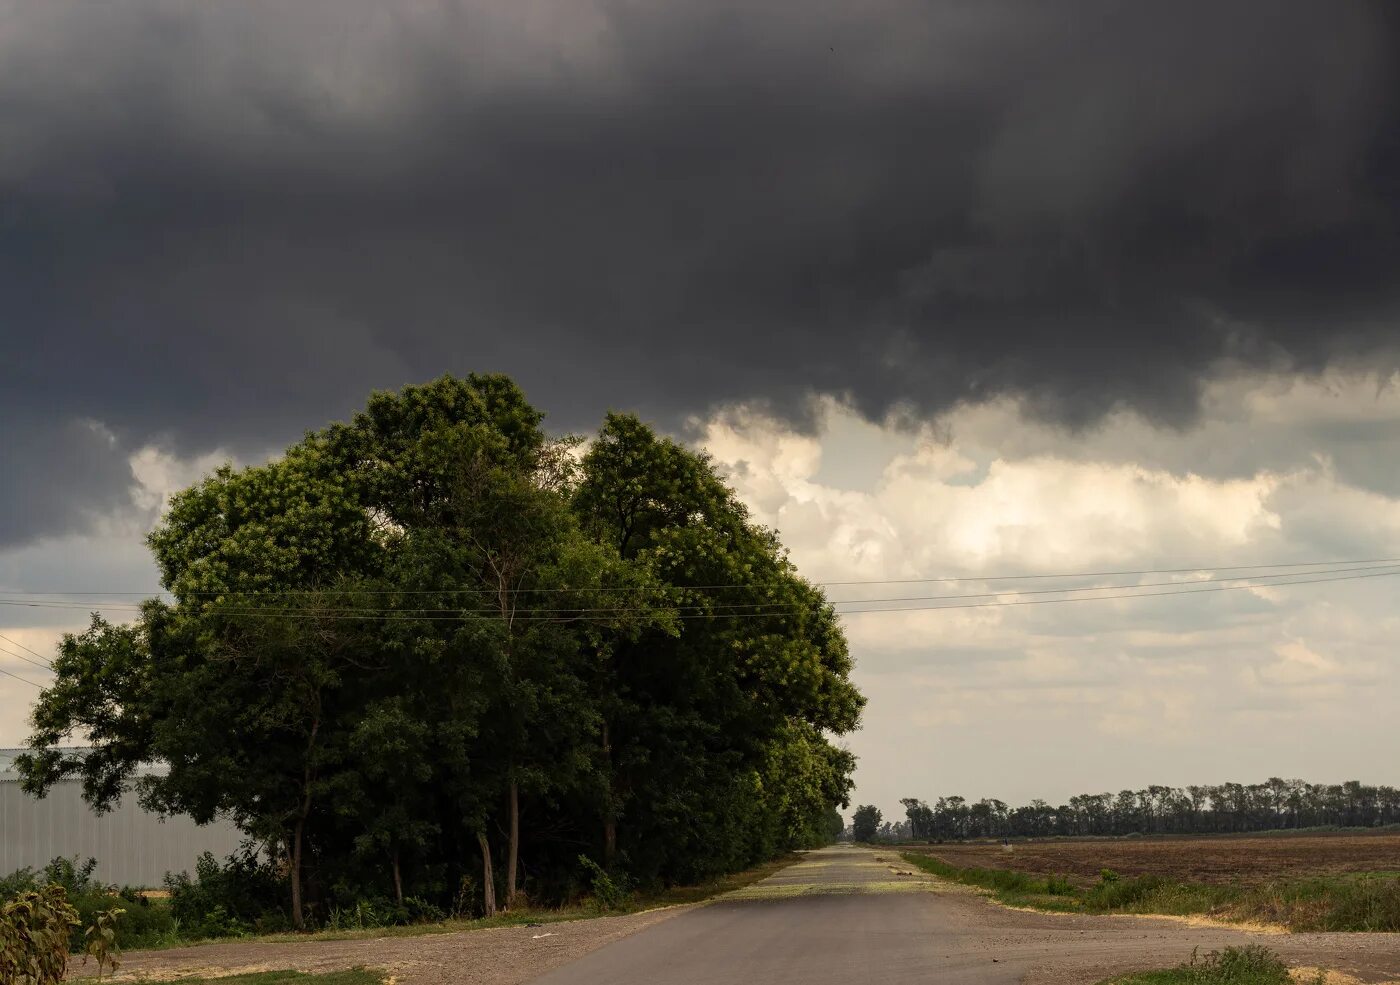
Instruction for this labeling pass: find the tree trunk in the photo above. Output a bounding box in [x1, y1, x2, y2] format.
[507, 779, 520, 904]
[392, 849, 404, 904]
[291, 818, 306, 930]
[477, 830, 497, 917]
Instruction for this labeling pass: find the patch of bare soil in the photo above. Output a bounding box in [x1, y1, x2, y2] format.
[70, 907, 689, 985]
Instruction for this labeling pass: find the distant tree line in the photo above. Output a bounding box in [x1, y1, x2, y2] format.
[18, 376, 864, 928]
[890, 780, 1400, 840]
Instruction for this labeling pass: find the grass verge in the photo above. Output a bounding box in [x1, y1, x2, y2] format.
[900, 852, 1400, 931]
[1098, 945, 1324, 984]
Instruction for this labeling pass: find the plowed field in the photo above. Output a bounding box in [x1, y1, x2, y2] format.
[901, 832, 1400, 886]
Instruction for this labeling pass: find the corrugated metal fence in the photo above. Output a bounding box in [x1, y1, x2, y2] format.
[0, 750, 244, 888]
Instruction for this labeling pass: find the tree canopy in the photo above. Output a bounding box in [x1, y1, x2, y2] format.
[19, 375, 863, 926]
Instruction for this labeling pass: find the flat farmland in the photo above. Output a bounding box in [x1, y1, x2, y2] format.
[901, 832, 1400, 886]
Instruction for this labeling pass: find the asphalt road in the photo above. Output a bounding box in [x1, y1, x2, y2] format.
[532, 844, 1400, 985]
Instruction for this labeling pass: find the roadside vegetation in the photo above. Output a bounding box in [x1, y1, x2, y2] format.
[13, 375, 862, 934]
[902, 852, 1400, 931]
[1099, 945, 1323, 984]
[2, 847, 799, 955]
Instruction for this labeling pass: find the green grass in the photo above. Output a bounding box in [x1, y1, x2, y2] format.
[142, 971, 383, 985]
[900, 851, 1400, 931]
[1099, 945, 1322, 984]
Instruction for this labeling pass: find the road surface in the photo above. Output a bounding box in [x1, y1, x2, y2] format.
[533, 844, 1400, 984]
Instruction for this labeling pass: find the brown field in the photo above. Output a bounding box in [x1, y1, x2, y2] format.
[901, 831, 1400, 886]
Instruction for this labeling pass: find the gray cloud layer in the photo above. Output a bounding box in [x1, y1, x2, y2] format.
[4, 1, 1400, 544]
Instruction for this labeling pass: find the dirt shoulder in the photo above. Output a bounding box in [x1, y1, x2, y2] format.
[72, 906, 689, 985]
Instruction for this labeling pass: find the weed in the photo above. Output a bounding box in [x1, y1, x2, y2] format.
[1103, 945, 1324, 984]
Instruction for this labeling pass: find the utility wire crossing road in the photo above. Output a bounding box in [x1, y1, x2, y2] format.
[534, 845, 1400, 985]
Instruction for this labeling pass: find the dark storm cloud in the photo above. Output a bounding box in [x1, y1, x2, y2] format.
[3, 0, 1400, 543]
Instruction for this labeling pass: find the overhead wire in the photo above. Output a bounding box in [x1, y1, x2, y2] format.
[2, 560, 1399, 620]
[0, 633, 52, 669]
[0, 640, 54, 673]
[0, 664, 42, 689]
[0, 563, 1390, 625]
[5, 556, 1400, 598]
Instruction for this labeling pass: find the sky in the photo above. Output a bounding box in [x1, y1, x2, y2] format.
[3, 1, 1400, 818]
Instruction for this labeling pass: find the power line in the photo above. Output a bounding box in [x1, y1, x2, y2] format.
[4, 560, 1399, 619]
[6, 564, 1387, 624]
[3, 559, 1398, 616]
[0, 633, 52, 669]
[0, 664, 42, 689]
[833, 565, 1400, 615]
[0, 640, 53, 673]
[5, 556, 1399, 598]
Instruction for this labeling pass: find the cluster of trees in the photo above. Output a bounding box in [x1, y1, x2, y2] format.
[891, 779, 1400, 841]
[17, 376, 863, 927]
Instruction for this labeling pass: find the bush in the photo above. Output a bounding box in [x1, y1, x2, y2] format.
[0, 885, 79, 985]
[1086, 874, 1171, 909]
[577, 855, 631, 910]
[322, 893, 446, 931]
[68, 885, 173, 952]
[165, 847, 287, 938]
[1179, 945, 1291, 984]
[2, 857, 176, 953]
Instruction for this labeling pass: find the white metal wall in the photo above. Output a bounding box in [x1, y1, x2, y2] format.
[0, 774, 244, 888]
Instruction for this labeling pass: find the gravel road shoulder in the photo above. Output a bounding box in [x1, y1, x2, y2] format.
[72, 906, 689, 985]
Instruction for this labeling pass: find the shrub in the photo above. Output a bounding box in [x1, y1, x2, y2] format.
[1086, 874, 1171, 909]
[68, 885, 173, 952]
[577, 855, 631, 910]
[3, 857, 176, 952]
[165, 846, 287, 937]
[1180, 945, 1291, 984]
[0, 867, 38, 900]
[0, 885, 79, 985]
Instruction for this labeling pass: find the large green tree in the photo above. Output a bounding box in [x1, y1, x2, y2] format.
[20, 377, 863, 924]
[573, 413, 863, 882]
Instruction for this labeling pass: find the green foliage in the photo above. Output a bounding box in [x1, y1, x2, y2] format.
[1, 857, 177, 952]
[898, 778, 1400, 840]
[576, 856, 631, 910]
[851, 805, 882, 842]
[323, 896, 445, 931]
[82, 907, 123, 978]
[165, 849, 287, 938]
[1183, 946, 1290, 983]
[1245, 872, 1400, 932]
[19, 377, 864, 926]
[0, 885, 79, 985]
[1105, 946, 1305, 984]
